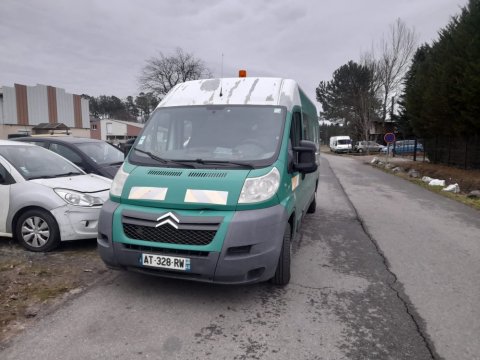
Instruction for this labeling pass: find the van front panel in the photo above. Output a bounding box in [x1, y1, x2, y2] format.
[98, 199, 288, 284]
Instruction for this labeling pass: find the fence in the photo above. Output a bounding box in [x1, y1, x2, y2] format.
[393, 135, 480, 169]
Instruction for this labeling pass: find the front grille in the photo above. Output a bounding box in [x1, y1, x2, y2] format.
[123, 244, 209, 257]
[123, 223, 216, 246]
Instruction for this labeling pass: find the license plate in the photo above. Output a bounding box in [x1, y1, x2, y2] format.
[141, 253, 190, 271]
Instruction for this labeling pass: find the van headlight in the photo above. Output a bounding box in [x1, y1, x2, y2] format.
[54, 189, 103, 207]
[239, 167, 280, 203]
[110, 167, 129, 197]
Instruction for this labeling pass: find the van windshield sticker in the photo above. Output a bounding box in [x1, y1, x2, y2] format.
[185, 189, 228, 205]
[129, 187, 168, 201]
[138, 136, 146, 145]
[274, 108, 282, 114]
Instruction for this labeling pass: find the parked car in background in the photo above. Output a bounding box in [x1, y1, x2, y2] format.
[394, 140, 424, 154]
[380, 140, 424, 155]
[354, 141, 383, 153]
[0, 140, 112, 251]
[14, 136, 124, 179]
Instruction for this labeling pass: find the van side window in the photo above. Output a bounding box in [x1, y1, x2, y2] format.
[290, 112, 302, 147]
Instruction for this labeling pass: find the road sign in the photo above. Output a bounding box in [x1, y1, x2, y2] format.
[384, 133, 396, 143]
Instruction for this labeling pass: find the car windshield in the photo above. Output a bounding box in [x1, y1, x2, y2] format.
[76, 141, 124, 165]
[0, 145, 83, 180]
[129, 105, 286, 167]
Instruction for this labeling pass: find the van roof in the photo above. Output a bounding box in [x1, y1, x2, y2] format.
[158, 77, 302, 110]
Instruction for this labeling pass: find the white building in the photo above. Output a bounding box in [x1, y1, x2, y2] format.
[90, 118, 143, 145]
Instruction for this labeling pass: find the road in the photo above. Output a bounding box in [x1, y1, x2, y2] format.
[1, 154, 479, 359]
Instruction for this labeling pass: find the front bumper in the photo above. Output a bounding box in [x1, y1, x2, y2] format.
[97, 200, 289, 284]
[51, 205, 102, 241]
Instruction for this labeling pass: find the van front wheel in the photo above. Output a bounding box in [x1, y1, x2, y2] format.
[271, 224, 291, 286]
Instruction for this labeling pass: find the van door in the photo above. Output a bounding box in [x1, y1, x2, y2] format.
[290, 111, 311, 216]
[0, 161, 12, 235]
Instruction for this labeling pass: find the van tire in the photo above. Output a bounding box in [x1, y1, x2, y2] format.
[307, 194, 316, 214]
[15, 209, 61, 252]
[271, 224, 291, 286]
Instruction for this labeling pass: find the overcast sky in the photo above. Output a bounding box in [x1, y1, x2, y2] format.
[0, 0, 468, 112]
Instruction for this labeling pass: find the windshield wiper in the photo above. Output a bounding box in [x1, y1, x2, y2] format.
[133, 147, 196, 168]
[177, 159, 255, 169]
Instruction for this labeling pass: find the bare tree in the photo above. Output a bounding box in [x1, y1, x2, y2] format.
[139, 48, 212, 99]
[357, 52, 383, 146]
[377, 18, 417, 121]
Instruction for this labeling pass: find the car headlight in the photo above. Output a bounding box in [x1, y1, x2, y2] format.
[110, 166, 129, 197]
[239, 167, 280, 204]
[54, 189, 103, 207]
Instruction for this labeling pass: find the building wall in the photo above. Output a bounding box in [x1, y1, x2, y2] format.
[127, 124, 142, 137]
[0, 83, 89, 128]
[92, 119, 143, 143]
[2, 87, 17, 124]
[26, 84, 49, 126]
[81, 99, 89, 128]
[1, 83, 91, 139]
[104, 120, 126, 138]
[15, 84, 29, 125]
[47, 86, 58, 124]
[90, 121, 102, 140]
[55, 88, 75, 127]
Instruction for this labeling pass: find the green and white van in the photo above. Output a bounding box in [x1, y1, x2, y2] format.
[98, 76, 319, 285]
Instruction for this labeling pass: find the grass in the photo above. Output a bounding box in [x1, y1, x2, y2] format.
[0, 242, 107, 343]
[374, 160, 480, 211]
[407, 176, 480, 210]
[389, 159, 480, 193]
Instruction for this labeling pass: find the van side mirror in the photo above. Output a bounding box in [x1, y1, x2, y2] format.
[293, 140, 318, 174]
[0, 173, 5, 185]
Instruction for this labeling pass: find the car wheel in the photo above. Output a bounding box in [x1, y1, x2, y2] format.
[15, 209, 61, 252]
[271, 224, 291, 286]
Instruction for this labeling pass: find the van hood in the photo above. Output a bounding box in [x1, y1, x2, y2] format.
[31, 174, 112, 193]
[122, 166, 252, 210]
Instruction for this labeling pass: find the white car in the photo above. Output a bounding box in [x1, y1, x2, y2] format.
[0, 140, 112, 251]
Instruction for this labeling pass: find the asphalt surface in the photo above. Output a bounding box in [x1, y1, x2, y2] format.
[1, 154, 478, 359]
[326, 154, 480, 360]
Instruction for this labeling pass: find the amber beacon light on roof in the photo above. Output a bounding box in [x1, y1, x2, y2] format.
[238, 69, 247, 77]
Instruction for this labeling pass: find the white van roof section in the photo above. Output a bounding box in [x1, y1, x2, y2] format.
[158, 77, 301, 110]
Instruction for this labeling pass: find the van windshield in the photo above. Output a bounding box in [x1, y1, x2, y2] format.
[338, 139, 351, 145]
[129, 105, 286, 168]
